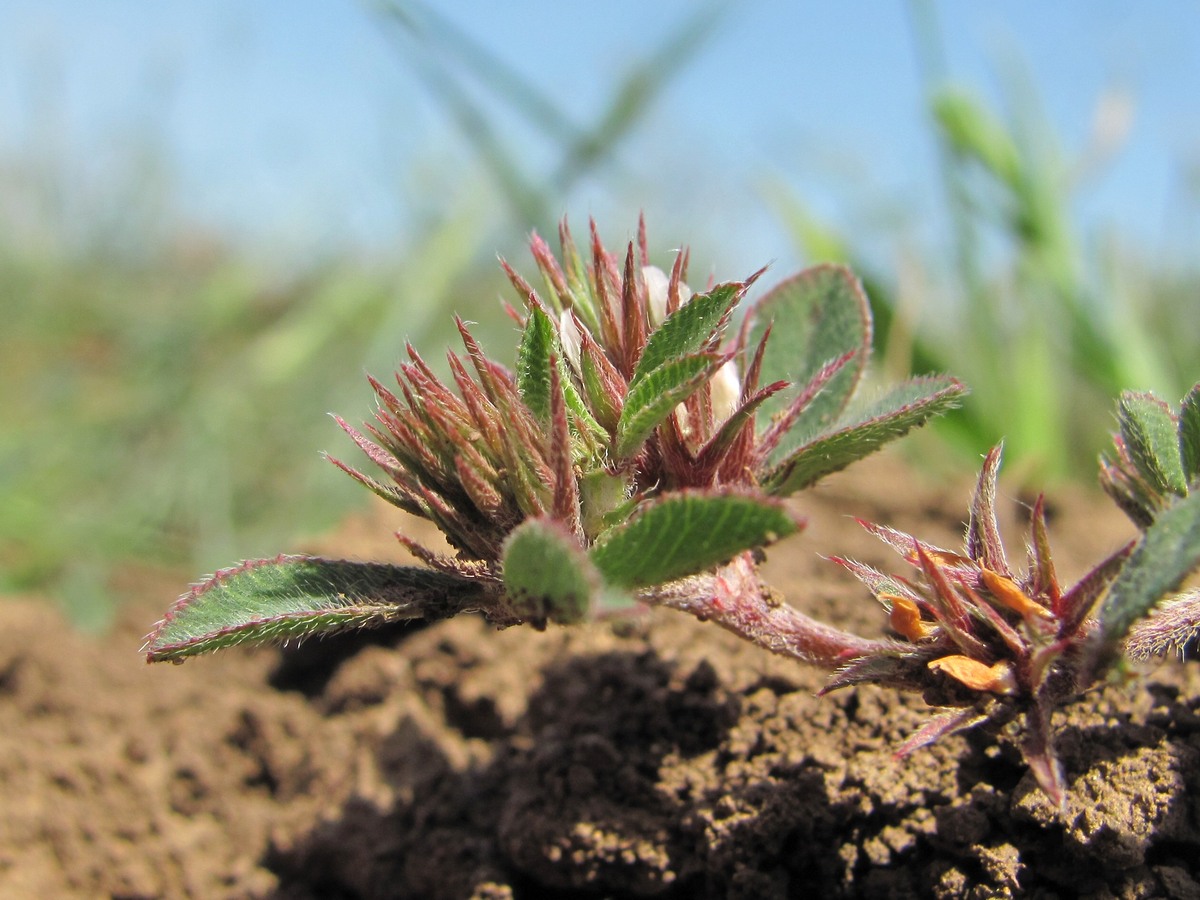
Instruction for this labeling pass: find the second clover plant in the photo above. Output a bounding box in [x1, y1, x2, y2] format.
[145, 218, 1200, 808]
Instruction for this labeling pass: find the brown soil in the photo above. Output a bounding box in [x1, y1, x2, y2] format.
[4, 454, 1200, 899]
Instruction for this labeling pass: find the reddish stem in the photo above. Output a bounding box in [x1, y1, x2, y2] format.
[641, 553, 889, 669]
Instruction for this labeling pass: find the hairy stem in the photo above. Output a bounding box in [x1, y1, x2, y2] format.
[642, 552, 889, 668]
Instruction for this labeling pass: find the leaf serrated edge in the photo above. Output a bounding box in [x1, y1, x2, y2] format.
[590, 487, 802, 588]
[631, 281, 743, 386]
[615, 352, 728, 458]
[143, 555, 486, 663]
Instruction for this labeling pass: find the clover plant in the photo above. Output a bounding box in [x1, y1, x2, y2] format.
[825, 387, 1200, 805]
[144, 219, 1200, 807]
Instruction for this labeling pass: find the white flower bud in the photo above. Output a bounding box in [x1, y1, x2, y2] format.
[643, 265, 670, 325]
[711, 359, 741, 424]
[643, 265, 692, 326]
[559, 310, 582, 371]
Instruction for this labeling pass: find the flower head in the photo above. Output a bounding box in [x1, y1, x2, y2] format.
[828, 444, 1134, 805]
[322, 216, 966, 633]
[331, 217, 962, 574]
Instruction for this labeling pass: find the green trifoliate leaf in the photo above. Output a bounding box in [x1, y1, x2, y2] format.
[144, 556, 484, 663]
[615, 352, 726, 458]
[590, 488, 801, 588]
[517, 304, 557, 424]
[746, 264, 871, 433]
[1179, 383, 1200, 483]
[1095, 489, 1200, 653]
[763, 376, 966, 496]
[1118, 391, 1188, 499]
[631, 282, 742, 386]
[502, 517, 628, 623]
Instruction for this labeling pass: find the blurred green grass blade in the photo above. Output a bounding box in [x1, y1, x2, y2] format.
[0, 197, 495, 621]
[516, 304, 557, 423]
[372, 0, 581, 146]
[373, 0, 725, 228]
[553, 0, 726, 189]
[390, 36, 546, 225]
[932, 88, 1022, 190]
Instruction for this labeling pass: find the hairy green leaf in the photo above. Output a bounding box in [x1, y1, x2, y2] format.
[747, 264, 870, 433]
[1096, 489, 1200, 653]
[763, 376, 966, 496]
[631, 282, 742, 386]
[590, 489, 800, 588]
[1180, 384, 1200, 483]
[615, 352, 725, 458]
[1118, 392, 1188, 498]
[144, 556, 483, 663]
[502, 517, 626, 623]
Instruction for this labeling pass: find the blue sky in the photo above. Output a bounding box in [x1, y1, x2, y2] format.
[2, 1, 1197, 271]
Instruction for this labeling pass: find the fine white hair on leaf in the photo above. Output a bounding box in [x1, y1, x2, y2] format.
[1124, 588, 1200, 660]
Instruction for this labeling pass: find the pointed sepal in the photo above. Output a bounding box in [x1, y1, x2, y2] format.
[820, 650, 929, 694]
[967, 443, 1012, 577]
[894, 707, 992, 758]
[1020, 699, 1067, 809]
[516, 302, 558, 424]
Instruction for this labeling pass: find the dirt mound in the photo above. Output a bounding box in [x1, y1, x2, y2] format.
[3, 455, 1199, 899]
